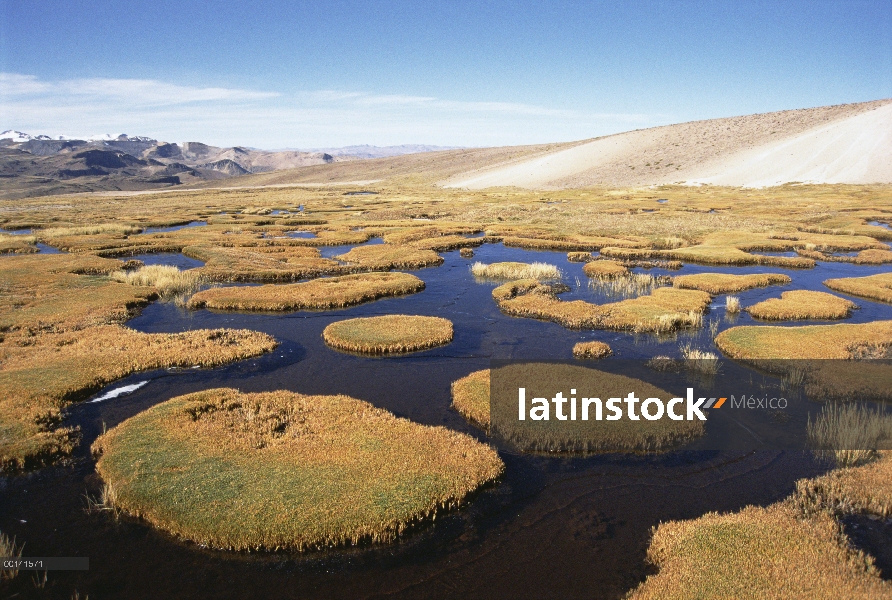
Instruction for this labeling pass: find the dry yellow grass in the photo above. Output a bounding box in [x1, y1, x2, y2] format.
[672, 272, 791, 294]
[629, 503, 891, 600]
[824, 272, 892, 304]
[582, 260, 628, 279]
[715, 321, 892, 359]
[322, 315, 453, 354]
[806, 404, 892, 468]
[450, 369, 491, 431]
[93, 388, 503, 550]
[747, 290, 857, 320]
[111, 264, 203, 299]
[188, 272, 424, 311]
[493, 280, 710, 333]
[725, 295, 741, 313]
[470, 261, 562, 280]
[0, 234, 38, 254]
[567, 251, 594, 262]
[794, 451, 892, 519]
[0, 253, 158, 334]
[459, 247, 474, 258]
[186, 245, 342, 282]
[333, 244, 445, 270]
[571, 341, 612, 359]
[0, 325, 277, 471]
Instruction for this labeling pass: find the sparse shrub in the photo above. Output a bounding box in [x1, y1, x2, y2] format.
[111, 265, 202, 299]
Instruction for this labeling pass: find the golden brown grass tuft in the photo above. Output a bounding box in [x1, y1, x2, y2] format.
[0, 326, 277, 471]
[747, 290, 857, 320]
[111, 265, 203, 299]
[0, 531, 23, 580]
[824, 272, 892, 304]
[672, 272, 791, 294]
[571, 341, 612, 359]
[459, 247, 474, 258]
[629, 503, 891, 600]
[581, 260, 628, 279]
[679, 343, 720, 375]
[92, 388, 503, 551]
[567, 251, 594, 262]
[725, 295, 741, 314]
[186, 245, 341, 282]
[807, 404, 892, 468]
[188, 272, 424, 311]
[40, 223, 142, 237]
[471, 261, 561, 281]
[322, 315, 453, 354]
[451, 369, 491, 431]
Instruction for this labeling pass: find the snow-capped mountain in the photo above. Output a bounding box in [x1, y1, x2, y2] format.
[0, 130, 53, 142]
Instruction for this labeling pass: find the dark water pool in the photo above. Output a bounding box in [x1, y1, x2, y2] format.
[128, 252, 205, 269]
[3, 241, 891, 599]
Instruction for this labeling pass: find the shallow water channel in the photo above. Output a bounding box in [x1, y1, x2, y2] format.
[3, 240, 891, 599]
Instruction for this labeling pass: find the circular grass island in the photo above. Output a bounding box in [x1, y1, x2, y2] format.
[92, 388, 504, 551]
[322, 314, 453, 355]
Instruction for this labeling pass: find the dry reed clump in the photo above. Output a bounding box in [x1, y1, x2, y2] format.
[322, 315, 453, 354]
[333, 244, 445, 270]
[0, 325, 278, 471]
[582, 260, 628, 279]
[824, 272, 892, 304]
[0, 254, 158, 334]
[188, 272, 424, 311]
[747, 290, 857, 321]
[92, 388, 504, 551]
[806, 404, 892, 468]
[672, 272, 791, 294]
[679, 343, 720, 375]
[567, 251, 594, 263]
[587, 272, 668, 298]
[628, 503, 891, 600]
[451, 369, 491, 430]
[0, 531, 23, 580]
[492, 280, 710, 333]
[725, 295, 741, 314]
[459, 247, 474, 258]
[471, 261, 562, 281]
[571, 341, 612, 359]
[111, 265, 203, 299]
[793, 451, 892, 520]
[714, 321, 892, 360]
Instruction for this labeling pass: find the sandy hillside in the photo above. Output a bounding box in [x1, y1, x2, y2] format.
[442, 99, 892, 189]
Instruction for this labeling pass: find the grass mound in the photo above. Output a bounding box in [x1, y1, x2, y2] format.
[0, 326, 277, 471]
[747, 290, 857, 320]
[186, 245, 341, 282]
[188, 272, 424, 311]
[333, 244, 444, 270]
[93, 388, 503, 551]
[451, 369, 491, 431]
[493, 280, 710, 333]
[715, 321, 892, 359]
[581, 260, 628, 279]
[572, 341, 612, 359]
[323, 315, 453, 354]
[672, 272, 791, 294]
[629, 503, 891, 600]
[471, 261, 561, 280]
[824, 272, 892, 304]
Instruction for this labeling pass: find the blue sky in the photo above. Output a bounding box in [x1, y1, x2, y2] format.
[1, 1, 890, 148]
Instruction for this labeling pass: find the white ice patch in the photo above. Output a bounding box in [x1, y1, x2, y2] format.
[89, 380, 149, 403]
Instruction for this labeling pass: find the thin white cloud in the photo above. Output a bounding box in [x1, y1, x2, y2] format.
[0, 72, 666, 147]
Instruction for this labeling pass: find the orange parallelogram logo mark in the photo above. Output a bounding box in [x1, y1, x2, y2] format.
[703, 397, 726, 409]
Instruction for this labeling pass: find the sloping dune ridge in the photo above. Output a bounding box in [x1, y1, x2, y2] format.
[442, 99, 892, 189]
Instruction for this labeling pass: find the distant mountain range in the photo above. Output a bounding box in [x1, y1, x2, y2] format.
[0, 132, 458, 199]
